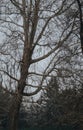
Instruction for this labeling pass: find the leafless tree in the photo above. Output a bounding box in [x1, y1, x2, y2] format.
[0, 0, 81, 130]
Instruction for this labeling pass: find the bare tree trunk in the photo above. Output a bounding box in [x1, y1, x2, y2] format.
[76, 0, 83, 53]
[9, 93, 22, 130]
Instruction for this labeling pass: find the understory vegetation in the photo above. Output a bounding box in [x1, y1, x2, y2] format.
[0, 80, 83, 130]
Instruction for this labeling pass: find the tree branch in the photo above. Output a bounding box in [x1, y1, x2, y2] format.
[10, 0, 23, 14]
[0, 69, 18, 81]
[31, 28, 73, 64]
[23, 87, 42, 96]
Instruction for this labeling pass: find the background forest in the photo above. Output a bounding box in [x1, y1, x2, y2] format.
[0, 79, 83, 130]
